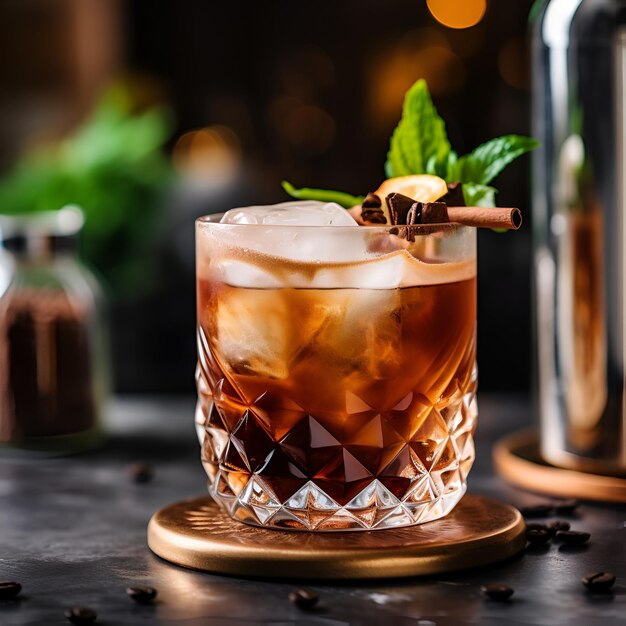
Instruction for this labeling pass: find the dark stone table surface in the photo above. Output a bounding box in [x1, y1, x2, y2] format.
[1, 394, 625, 626]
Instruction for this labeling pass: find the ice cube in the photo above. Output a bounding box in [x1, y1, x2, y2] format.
[345, 289, 403, 380]
[214, 286, 291, 379]
[221, 201, 357, 227]
[214, 285, 340, 380]
[313, 251, 475, 289]
[216, 258, 284, 288]
[311, 252, 408, 289]
[215, 201, 366, 265]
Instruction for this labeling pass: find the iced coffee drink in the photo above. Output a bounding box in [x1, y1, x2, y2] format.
[195, 200, 477, 530]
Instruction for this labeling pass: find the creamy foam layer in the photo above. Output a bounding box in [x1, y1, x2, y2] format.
[201, 247, 475, 289]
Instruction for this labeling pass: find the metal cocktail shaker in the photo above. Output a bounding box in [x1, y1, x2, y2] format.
[532, 0, 626, 474]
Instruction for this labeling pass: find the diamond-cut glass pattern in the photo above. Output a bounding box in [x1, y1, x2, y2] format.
[196, 328, 478, 531]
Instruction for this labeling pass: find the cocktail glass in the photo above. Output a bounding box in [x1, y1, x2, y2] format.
[195, 212, 476, 531]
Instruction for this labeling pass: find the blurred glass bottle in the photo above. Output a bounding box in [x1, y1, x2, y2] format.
[0, 207, 107, 453]
[532, 0, 626, 474]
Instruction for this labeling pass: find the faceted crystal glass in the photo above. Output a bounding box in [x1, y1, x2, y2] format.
[195, 218, 477, 531]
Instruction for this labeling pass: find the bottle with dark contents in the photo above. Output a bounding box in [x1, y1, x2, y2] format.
[0, 207, 107, 453]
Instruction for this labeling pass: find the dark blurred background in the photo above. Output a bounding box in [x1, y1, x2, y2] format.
[0, 0, 535, 394]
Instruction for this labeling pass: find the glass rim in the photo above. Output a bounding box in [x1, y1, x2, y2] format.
[196, 213, 474, 234]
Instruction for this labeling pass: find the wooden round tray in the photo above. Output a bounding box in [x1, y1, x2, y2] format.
[494, 429, 626, 503]
[148, 493, 525, 580]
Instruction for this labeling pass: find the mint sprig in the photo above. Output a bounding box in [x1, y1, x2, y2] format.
[386, 79, 538, 206]
[282, 79, 538, 210]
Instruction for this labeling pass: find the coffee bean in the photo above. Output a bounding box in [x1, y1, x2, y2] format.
[128, 463, 153, 484]
[65, 607, 97, 625]
[480, 583, 514, 601]
[289, 589, 319, 610]
[526, 528, 551, 545]
[0, 581, 21, 601]
[553, 499, 579, 515]
[582, 572, 616, 592]
[520, 504, 553, 518]
[126, 586, 158, 604]
[548, 520, 571, 533]
[554, 530, 590, 545]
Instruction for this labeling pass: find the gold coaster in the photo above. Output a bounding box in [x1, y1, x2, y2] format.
[147, 494, 525, 580]
[494, 429, 626, 503]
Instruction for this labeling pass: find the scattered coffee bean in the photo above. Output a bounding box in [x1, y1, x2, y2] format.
[126, 586, 158, 604]
[554, 530, 590, 545]
[128, 463, 153, 484]
[289, 589, 319, 610]
[0, 581, 21, 601]
[553, 499, 579, 515]
[582, 572, 616, 592]
[480, 583, 514, 601]
[526, 528, 551, 545]
[65, 607, 97, 625]
[520, 504, 553, 518]
[548, 520, 571, 533]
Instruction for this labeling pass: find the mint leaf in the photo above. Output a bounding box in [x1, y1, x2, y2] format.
[282, 181, 364, 208]
[454, 135, 539, 185]
[444, 151, 459, 180]
[425, 154, 439, 176]
[386, 79, 451, 179]
[462, 183, 497, 207]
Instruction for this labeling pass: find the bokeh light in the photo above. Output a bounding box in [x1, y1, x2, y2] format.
[274, 46, 335, 100]
[497, 37, 530, 90]
[269, 96, 335, 156]
[172, 125, 241, 186]
[446, 24, 486, 58]
[426, 0, 487, 30]
[367, 29, 465, 129]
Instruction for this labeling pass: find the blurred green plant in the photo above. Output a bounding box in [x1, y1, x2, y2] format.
[0, 86, 175, 294]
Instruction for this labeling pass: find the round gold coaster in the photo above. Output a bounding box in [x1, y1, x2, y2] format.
[494, 429, 626, 503]
[147, 494, 525, 580]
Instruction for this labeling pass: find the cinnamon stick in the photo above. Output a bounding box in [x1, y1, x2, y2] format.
[381, 193, 522, 230]
[446, 206, 522, 230]
[355, 191, 523, 230]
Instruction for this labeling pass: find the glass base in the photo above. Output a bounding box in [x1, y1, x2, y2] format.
[198, 389, 477, 531]
[208, 474, 468, 531]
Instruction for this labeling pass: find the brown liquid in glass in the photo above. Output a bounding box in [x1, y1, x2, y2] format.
[197, 277, 476, 507]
